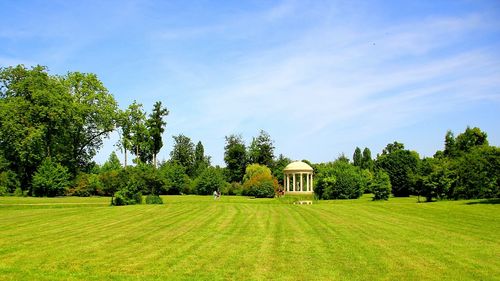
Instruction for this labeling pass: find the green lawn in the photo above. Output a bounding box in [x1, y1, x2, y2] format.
[0, 195, 498, 280]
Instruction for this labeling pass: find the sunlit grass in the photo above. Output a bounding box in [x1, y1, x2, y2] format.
[0, 195, 498, 280]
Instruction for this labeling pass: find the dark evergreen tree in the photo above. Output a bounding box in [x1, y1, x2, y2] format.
[353, 147, 362, 167]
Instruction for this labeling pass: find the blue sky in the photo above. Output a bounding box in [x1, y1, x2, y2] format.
[1, 0, 499, 165]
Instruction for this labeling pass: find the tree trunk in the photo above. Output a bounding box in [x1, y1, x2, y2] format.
[124, 147, 127, 168]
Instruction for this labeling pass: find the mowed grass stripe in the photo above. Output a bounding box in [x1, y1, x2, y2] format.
[0, 196, 499, 280]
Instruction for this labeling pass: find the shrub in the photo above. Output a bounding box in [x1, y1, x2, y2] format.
[224, 182, 243, 195]
[70, 173, 104, 197]
[145, 194, 163, 204]
[32, 158, 70, 197]
[243, 173, 277, 198]
[194, 167, 227, 195]
[112, 186, 142, 206]
[372, 170, 391, 200]
[241, 164, 279, 198]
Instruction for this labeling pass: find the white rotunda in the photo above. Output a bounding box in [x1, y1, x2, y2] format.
[283, 161, 314, 194]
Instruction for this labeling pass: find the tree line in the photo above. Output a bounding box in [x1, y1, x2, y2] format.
[1, 65, 498, 203]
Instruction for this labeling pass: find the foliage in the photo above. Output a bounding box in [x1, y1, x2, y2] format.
[242, 163, 279, 198]
[376, 143, 419, 197]
[314, 160, 365, 200]
[99, 169, 125, 196]
[452, 145, 500, 199]
[170, 134, 195, 176]
[70, 173, 103, 197]
[145, 194, 163, 204]
[361, 147, 374, 170]
[248, 130, 275, 168]
[455, 126, 488, 153]
[223, 182, 243, 195]
[194, 167, 227, 195]
[371, 170, 392, 200]
[353, 147, 362, 167]
[193, 141, 210, 177]
[100, 151, 122, 173]
[127, 164, 165, 195]
[159, 161, 191, 194]
[112, 187, 142, 206]
[0, 170, 19, 194]
[272, 154, 292, 186]
[243, 163, 272, 181]
[224, 134, 247, 183]
[0, 65, 118, 189]
[147, 101, 169, 167]
[32, 158, 71, 197]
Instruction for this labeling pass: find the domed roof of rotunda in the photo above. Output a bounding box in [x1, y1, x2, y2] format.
[283, 161, 313, 172]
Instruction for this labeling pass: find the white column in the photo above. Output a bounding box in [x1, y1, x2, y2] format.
[286, 174, 290, 192]
[311, 174, 314, 192]
[292, 174, 296, 192]
[300, 173, 303, 192]
[306, 172, 310, 192]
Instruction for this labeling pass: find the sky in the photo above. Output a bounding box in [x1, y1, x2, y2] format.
[1, 0, 499, 166]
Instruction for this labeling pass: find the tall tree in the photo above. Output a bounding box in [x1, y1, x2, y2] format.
[361, 147, 374, 170]
[147, 101, 169, 167]
[376, 142, 419, 197]
[248, 130, 275, 167]
[443, 130, 456, 157]
[61, 72, 118, 173]
[126, 101, 151, 164]
[0, 65, 118, 188]
[224, 134, 247, 183]
[193, 141, 210, 177]
[353, 147, 362, 167]
[170, 134, 195, 176]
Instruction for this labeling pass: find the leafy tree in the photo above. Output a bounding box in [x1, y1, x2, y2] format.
[100, 151, 122, 173]
[353, 147, 362, 167]
[194, 167, 226, 195]
[242, 164, 277, 198]
[361, 147, 374, 170]
[0, 65, 118, 188]
[382, 141, 405, 155]
[147, 101, 169, 167]
[455, 126, 488, 153]
[70, 173, 103, 197]
[159, 161, 191, 194]
[272, 154, 292, 185]
[443, 130, 457, 157]
[371, 170, 391, 200]
[193, 141, 211, 177]
[243, 163, 272, 181]
[315, 160, 365, 200]
[224, 134, 247, 183]
[127, 102, 151, 164]
[248, 130, 275, 167]
[452, 145, 499, 199]
[170, 134, 195, 176]
[376, 142, 419, 197]
[61, 72, 118, 174]
[32, 158, 71, 197]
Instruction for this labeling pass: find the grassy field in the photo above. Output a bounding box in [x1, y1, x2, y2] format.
[0, 195, 498, 281]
